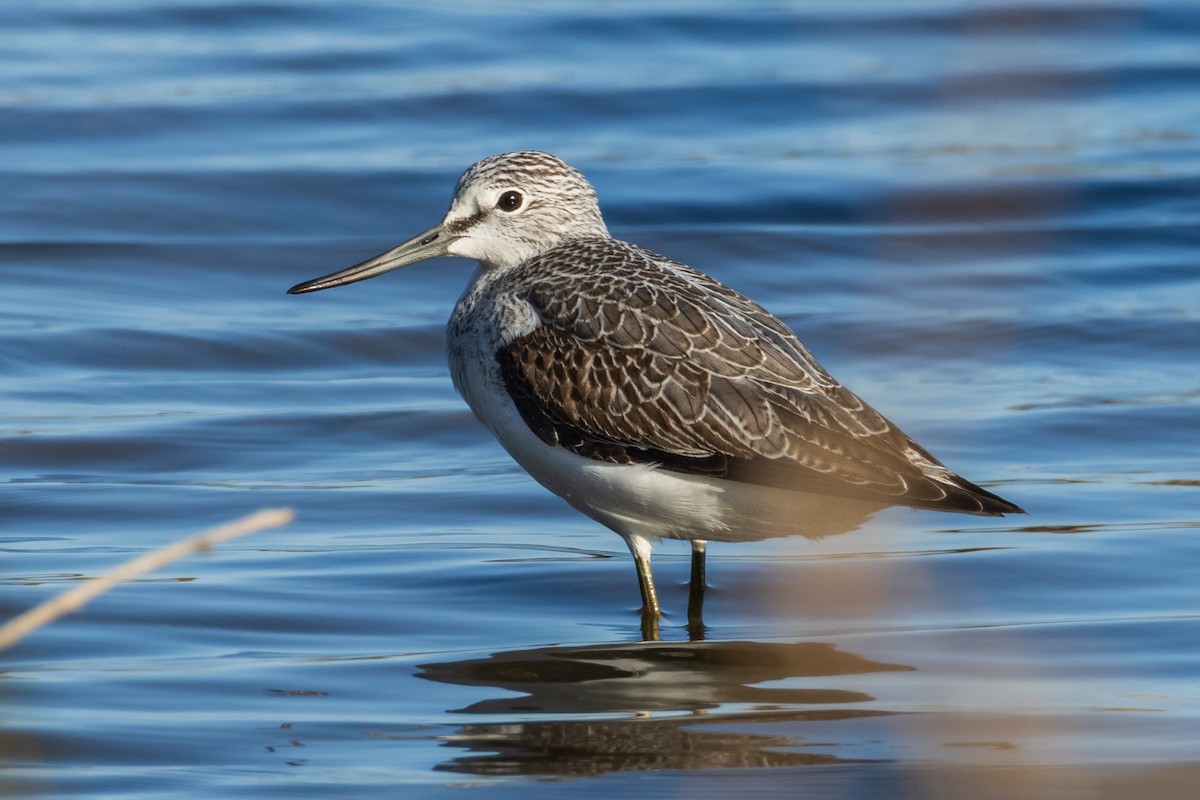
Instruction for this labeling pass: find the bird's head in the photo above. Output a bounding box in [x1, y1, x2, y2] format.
[288, 151, 609, 294]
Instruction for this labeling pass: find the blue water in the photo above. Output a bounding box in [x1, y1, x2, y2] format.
[2, 2, 1199, 797]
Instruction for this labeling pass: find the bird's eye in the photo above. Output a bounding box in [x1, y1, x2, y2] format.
[496, 190, 524, 212]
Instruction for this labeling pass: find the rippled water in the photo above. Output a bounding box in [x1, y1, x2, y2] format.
[3, 2, 1199, 797]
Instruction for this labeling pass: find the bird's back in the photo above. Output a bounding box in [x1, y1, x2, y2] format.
[488, 236, 1023, 517]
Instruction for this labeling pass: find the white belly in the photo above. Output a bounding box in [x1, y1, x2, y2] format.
[449, 338, 876, 548]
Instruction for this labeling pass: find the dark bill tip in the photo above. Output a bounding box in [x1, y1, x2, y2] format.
[285, 223, 453, 296]
[287, 278, 327, 295]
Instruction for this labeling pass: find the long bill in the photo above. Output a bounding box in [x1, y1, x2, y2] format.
[287, 222, 456, 294]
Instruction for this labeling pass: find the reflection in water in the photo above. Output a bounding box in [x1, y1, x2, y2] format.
[418, 639, 913, 775]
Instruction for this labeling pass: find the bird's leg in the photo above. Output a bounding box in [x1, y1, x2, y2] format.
[639, 607, 660, 641]
[689, 539, 707, 589]
[687, 539, 707, 635]
[633, 549, 661, 618]
[635, 552, 661, 641]
[625, 535, 661, 640]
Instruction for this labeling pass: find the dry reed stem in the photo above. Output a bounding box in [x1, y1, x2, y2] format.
[0, 507, 295, 653]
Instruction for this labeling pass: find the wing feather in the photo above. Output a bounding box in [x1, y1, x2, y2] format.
[496, 238, 1023, 515]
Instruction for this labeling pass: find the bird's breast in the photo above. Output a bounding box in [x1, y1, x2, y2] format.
[447, 269, 541, 425]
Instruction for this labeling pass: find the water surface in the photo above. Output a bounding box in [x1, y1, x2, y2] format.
[2, 2, 1198, 797]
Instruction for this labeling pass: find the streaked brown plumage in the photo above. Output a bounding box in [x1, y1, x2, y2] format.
[495, 236, 1018, 516]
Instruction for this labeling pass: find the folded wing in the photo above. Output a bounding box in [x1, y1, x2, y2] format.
[496, 239, 1023, 516]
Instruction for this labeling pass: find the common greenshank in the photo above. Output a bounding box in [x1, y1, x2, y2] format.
[289, 151, 1024, 636]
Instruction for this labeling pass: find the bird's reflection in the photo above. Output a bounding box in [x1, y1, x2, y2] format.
[418, 638, 913, 775]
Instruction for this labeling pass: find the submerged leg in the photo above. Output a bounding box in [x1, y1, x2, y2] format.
[687, 539, 708, 633]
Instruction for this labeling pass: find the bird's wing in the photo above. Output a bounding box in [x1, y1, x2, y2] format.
[496, 239, 1019, 515]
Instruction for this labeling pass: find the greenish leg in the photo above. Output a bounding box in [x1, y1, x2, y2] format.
[635, 552, 661, 641]
[633, 549, 661, 618]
